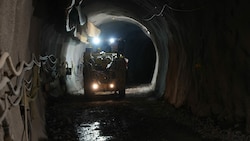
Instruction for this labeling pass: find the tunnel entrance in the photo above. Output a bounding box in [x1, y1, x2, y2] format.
[80, 20, 156, 96]
[60, 16, 157, 95]
[34, 0, 161, 96]
[97, 21, 156, 86]
[3, 0, 250, 140]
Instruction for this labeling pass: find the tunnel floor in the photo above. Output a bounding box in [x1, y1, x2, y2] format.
[45, 94, 239, 141]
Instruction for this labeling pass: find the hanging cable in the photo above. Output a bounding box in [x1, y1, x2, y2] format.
[143, 3, 205, 21]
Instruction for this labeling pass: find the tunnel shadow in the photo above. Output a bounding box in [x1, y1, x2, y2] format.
[83, 93, 126, 102]
[52, 93, 126, 103]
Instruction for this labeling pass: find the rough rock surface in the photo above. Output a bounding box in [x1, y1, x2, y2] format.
[46, 95, 250, 141]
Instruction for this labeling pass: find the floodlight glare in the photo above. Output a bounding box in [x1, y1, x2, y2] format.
[109, 83, 115, 89]
[92, 37, 101, 45]
[109, 38, 115, 44]
[92, 83, 99, 90]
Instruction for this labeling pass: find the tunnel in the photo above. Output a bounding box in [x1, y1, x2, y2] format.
[37, 0, 162, 96]
[1, 0, 250, 140]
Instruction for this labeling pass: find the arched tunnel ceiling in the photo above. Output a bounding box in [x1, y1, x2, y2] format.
[38, 0, 160, 35]
[4, 0, 250, 139]
[80, 1, 159, 93]
[78, 0, 153, 39]
[88, 14, 151, 38]
[35, 0, 164, 45]
[98, 21, 147, 40]
[35, 0, 169, 96]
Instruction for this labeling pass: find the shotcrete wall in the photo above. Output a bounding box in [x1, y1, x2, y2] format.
[0, 0, 47, 140]
[1, 0, 250, 140]
[164, 0, 250, 133]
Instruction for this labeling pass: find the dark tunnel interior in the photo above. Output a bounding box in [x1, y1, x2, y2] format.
[98, 21, 156, 85]
[34, 0, 159, 95]
[2, 0, 250, 140]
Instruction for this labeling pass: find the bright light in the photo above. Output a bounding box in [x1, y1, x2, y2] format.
[109, 83, 115, 89]
[92, 37, 101, 45]
[109, 38, 115, 44]
[77, 122, 113, 140]
[92, 83, 99, 90]
[147, 30, 150, 35]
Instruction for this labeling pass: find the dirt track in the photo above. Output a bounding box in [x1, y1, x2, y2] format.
[45, 94, 215, 141]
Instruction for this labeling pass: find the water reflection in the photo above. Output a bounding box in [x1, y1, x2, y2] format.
[77, 122, 112, 141]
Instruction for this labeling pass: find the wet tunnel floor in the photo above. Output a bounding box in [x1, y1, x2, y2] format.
[45, 94, 218, 141]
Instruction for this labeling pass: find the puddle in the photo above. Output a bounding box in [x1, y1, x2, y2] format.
[76, 122, 113, 141]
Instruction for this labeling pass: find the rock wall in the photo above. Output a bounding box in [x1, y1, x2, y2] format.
[0, 0, 47, 140]
[1, 0, 250, 139]
[164, 0, 250, 133]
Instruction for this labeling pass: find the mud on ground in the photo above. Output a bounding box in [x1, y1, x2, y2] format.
[45, 94, 248, 141]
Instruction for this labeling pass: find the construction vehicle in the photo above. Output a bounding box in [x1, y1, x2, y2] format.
[83, 48, 127, 97]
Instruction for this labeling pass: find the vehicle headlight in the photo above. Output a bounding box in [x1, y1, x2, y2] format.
[92, 37, 101, 45]
[92, 83, 99, 90]
[109, 37, 115, 44]
[109, 83, 115, 89]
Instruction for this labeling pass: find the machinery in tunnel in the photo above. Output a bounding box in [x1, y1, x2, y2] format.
[3, 0, 250, 140]
[35, 0, 159, 95]
[83, 46, 127, 96]
[98, 21, 156, 86]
